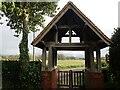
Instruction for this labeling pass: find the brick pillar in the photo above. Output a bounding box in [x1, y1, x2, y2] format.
[41, 69, 58, 90]
[85, 70, 104, 89]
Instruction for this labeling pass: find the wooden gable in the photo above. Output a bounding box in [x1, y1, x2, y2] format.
[31, 1, 112, 49]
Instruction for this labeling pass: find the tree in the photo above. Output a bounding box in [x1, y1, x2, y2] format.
[0, 12, 2, 24]
[109, 28, 120, 88]
[0, 7, 3, 24]
[58, 54, 66, 60]
[2, 2, 57, 59]
[109, 28, 120, 72]
[1, 2, 58, 88]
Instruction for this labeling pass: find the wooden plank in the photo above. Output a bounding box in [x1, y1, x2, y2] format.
[58, 71, 60, 86]
[82, 72, 85, 85]
[61, 71, 62, 85]
[74, 72, 76, 86]
[79, 72, 81, 85]
[66, 72, 68, 85]
[69, 70, 73, 88]
[64, 72, 65, 84]
[77, 72, 79, 85]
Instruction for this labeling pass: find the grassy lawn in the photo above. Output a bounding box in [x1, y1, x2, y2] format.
[57, 60, 85, 70]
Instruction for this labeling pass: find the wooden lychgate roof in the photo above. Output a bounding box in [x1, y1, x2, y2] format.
[31, 1, 112, 49]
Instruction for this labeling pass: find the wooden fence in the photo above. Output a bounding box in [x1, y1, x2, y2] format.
[58, 70, 85, 88]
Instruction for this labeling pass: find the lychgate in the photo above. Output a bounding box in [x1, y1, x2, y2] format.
[32, 1, 112, 89]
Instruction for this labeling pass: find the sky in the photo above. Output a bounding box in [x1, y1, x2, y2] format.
[0, 0, 119, 58]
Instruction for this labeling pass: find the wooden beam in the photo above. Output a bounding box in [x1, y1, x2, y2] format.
[48, 47, 54, 71]
[56, 43, 89, 48]
[41, 48, 46, 71]
[82, 23, 87, 43]
[57, 25, 81, 29]
[85, 48, 89, 69]
[89, 48, 96, 72]
[45, 42, 95, 48]
[55, 25, 58, 43]
[62, 35, 80, 37]
[53, 48, 57, 67]
[69, 28, 72, 43]
[96, 48, 101, 72]
[45, 42, 98, 51]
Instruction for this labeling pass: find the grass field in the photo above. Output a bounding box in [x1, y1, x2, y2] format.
[57, 60, 85, 70]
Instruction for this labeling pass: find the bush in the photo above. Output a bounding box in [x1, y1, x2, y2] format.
[2, 61, 41, 89]
[2, 61, 21, 89]
[20, 61, 41, 89]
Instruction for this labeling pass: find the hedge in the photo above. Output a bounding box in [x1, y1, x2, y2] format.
[2, 61, 41, 89]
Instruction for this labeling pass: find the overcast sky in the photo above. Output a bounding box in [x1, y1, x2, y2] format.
[0, 0, 119, 58]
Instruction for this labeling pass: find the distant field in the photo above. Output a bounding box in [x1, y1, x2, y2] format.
[57, 60, 85, 70]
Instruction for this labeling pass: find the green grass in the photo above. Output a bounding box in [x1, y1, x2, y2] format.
[57, 60, 85, 70]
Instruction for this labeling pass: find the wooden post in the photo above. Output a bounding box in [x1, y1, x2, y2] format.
[41, 48, 46, 71]
[89, 48, 96, 72]
[85, 49, 89, 70]
[69, 70, 73, 88]
[96, 48, 101, 72]
[52, 48, 57, 69]
[55, 25, 58, 43]
[54, 48, 57, 67]
[48, 47, 54, 71]
[81, 23, 86, 43]
[69, 28, 72, 43]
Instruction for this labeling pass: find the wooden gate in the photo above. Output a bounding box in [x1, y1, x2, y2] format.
[57, 70, 85, 88]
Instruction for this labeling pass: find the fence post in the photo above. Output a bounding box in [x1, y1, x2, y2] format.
[69, 70, 73, 88]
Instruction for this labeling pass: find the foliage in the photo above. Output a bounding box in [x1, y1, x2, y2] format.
[20, 61, 41, 89]
[58, 54, 66, 60]
[1, 2, 58, 63]
[0, 10, 3, 25]
[101, 60, 109, 69]
[2, 61, 41, 89]
[2, 61, 20, 89]
[0, 13, 2, 24]
[1, 2, 58, 86]
[109, 28, 120, 88]
[109, 28, 120, 72]
[1, 2, 58, 34]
